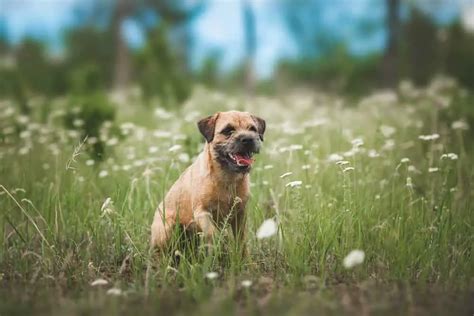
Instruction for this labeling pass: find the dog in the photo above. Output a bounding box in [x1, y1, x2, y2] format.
[150, 111, 265, 251]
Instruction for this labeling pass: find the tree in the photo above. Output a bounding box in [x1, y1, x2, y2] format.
[242, 0, 257, 94]
[380, 0, 400, 88]
[444, 23, 474, 90]
[400, 8, 439, 86]
[144, 0, 207, 72]
[135, 26, 191, 106]
[111, 0, 135, 90]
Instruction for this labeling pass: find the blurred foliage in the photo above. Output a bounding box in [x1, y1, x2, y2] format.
[135, 26, 191, 107]
[1, 2, 474, 101]
[274, 8, 474, 97]
[444, 23, 474, 90]
[277, 46, 380, 96]
[400, 9, 439, 86]
[64, 27, 114, 89]
[196, 52, 221, 88]
[64, 65, 116, 160]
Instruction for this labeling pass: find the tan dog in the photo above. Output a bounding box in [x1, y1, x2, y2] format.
[150, 111, 265, 250]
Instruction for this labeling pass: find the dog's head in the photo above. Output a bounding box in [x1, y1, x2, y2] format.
[198, 111, 266, 173]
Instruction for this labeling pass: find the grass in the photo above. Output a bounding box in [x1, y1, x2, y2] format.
[1, 79, 473, 315]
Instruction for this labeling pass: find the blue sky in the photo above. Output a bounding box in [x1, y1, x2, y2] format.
[0, 0, 466, 78]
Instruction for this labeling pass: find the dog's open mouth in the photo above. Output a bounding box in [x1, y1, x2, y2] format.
[228, 152, 255, 167]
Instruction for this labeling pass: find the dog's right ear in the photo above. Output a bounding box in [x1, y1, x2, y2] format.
[197, 113, 218, 143]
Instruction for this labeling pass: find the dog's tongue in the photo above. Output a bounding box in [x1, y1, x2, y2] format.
[234, 154, 254, 166]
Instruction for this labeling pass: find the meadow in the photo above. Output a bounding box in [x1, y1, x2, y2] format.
[1, 77, 473, 315]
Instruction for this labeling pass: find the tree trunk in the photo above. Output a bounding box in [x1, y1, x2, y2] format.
[381, 0, 400, 88]
[112, 0, 132, 91]
[242, 0, 256, 94]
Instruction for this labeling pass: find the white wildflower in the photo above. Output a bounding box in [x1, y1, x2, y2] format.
[19, 130, 31, 139]
[302, 165, 311, 170]
[289, 144, 303, 151]
[448, 153, 458, 160]
[17, 115, 29, 124]
[286, 180, 302, 188]
[406, 177, 413, 188]
[73, 119, 84, 127]
[408, 165, 421, 174]
[380, 125, 396, 138]
[205, 272, 218, 280]
[184, 110, 201, 123]
[263, 165, 274, 170]
[328, 153, 344, 162]
[441, 153, 458, 160]
[336, 160, 350, 166]
[343, 149, 357, 157]
[343, 167, 355, 173]
[368, 150, 380, 158]
[148, 146, 159, 154]
[142, 168, 153, 177]
[153, 130, 172, 139]
[90, 278, 108, 286]
[178, 153, 190, 163]
[382, 139, 395, 150]
[451, 120, 469, 130]
[418, 133, 440, 141]
[280, 172, 293, 178]
[351, 138, 364, 148]
[169, 144, 182, 152]
[428, 167, 439, 173]
[133, 160, 145, 167]
[18, 147, 30, 155]
[400, 157, 410, 163]
[154, 108, 173, 120]
[106, 288, 123, 296]
[86, 159, 95, 166]
[241, 280, 252, 288]
[256, 219, 277, 239]
[106, 137, 119, 146]
[343, 249, 365, 269]
[98, 170, 109, 178]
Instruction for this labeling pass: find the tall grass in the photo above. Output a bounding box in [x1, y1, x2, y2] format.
[0, 79, 473, 314]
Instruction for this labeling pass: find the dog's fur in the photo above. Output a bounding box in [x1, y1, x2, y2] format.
[150, 111, 265, 249]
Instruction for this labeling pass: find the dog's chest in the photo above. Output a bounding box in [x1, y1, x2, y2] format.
[205, 180, 248, 218]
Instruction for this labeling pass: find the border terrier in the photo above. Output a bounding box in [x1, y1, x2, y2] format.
[150, 111, 265, 251]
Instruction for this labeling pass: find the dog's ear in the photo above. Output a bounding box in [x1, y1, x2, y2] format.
[197, 114, 218, 143]
[252, 115, 266, 141]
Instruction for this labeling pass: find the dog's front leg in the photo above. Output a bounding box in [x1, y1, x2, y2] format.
[194, 209, 217, 243]
[150, 210, 176, 249]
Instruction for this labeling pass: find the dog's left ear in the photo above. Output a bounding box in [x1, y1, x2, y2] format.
[197, 113, 218, 143]
[251, 115, 266, 141]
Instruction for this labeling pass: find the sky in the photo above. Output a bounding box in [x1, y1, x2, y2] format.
[0, 0, 469, 78]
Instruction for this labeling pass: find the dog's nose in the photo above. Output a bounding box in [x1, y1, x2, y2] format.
[240, 136, 254, 145]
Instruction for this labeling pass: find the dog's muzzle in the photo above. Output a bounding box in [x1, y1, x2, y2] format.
[215, 133, 261, 173]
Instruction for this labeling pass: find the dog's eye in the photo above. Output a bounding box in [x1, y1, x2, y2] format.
[220, 126, 235, 136]
[248, 126, 257, 132]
